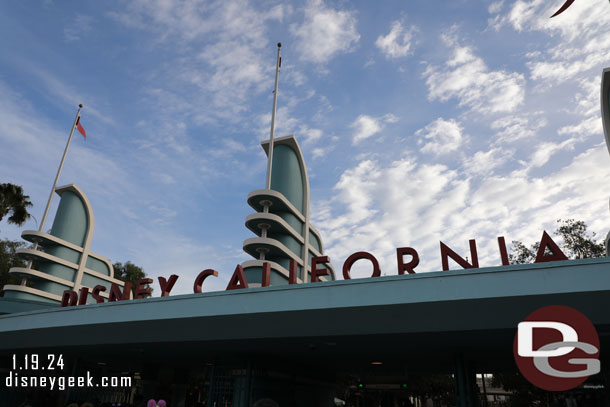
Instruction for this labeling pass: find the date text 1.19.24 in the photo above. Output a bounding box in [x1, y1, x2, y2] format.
[12, 354, 64, 371]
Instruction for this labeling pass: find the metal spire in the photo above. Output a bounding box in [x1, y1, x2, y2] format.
[265, 43, 281, 190]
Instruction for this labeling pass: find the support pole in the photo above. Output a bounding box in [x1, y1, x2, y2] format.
[39, 104, 82, 232]
[455, 353, 478, 407]
[265, 43, 281, 190]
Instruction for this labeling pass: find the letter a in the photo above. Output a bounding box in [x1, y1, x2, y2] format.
[535, 231, 568, 263]
[226, 265, 249, 290]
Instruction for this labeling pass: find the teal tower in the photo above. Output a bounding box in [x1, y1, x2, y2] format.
[241, 135, 335, 285]
[601, 68, 610, 255]
[2, 184, 124, 305]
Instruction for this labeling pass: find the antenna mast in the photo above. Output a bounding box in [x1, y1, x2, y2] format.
[265, 43, 281, 190]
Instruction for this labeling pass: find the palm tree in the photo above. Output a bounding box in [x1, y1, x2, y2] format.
[0, 183, 33, 227]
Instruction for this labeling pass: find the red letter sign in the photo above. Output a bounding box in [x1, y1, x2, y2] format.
[289, 259, 298, 284]
[91, 285, 106, 303]
[193, 269, 218, 293]
[261, 262, 271, 287]
[343, 252, 381, 279]
[226, 265, 249, 290]
[61, 290, 78, 307]
[311, 256, 330, 282]
[440, 239, 479, 271]
[109, 282, 132, 302]
[535, 231, 568, 263]
[158, 274, 179, 297]
[78, 287, 89, 305]
[134, 278, 153, 299]
[498, 236, 509, 266]
[396, 247, 419, 274]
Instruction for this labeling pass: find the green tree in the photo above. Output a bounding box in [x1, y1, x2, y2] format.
[555, 218, 605, 259]
[508, 241, 537, 265]
[112, 261, 152, 296]
[509, 219, 606, 264]
[0, 183, 33, 227]
[0, 239, 26, 291]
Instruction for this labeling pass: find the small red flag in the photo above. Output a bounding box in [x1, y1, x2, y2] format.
[76, 117, 86, 140]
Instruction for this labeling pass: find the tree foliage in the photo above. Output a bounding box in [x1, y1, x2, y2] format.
[556, 219, 605, 259]
[0, 239, 26, 291]
[0, 183, 33, 227]
[508, 241, 538, 265]
[509, 219, 605, 264]
[112, 261, 152, 296]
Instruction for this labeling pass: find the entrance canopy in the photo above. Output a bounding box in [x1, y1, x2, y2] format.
[1, 258, 609, 372]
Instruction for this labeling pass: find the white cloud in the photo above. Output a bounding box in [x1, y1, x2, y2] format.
[331, 160, 383, 225]
[351, 116, 381, 144]
[375, 21, 416, 59]
[363, 58, 375, 68]
[299, 125, 323, 144]
[550, 76, 604, 144]
[416, 118, 465, 155]
[111, 0, 286, 118]
[463, 147, 513, 176]
[491, 1, 610, 85]
[155, 173, 176, 185]
[528, 137, 578, 168]
[503, 0, 544, 32]
[255, 102, 334, 157]
[495, 0, 608, 39]
[291, 0, 359, 63]
[112, 0, 287, 43]
[64, 14, 93, 42]
[423, 34, 525, 115]
[490, 114, 547, 144]
[258, 106, 300, 140]
[488, 1, 504, 14]
[149, 205, 178, 225]
[528, 54, 607, 83]
[312, 147, 330, 159]
[11, 63, 113, 125]
[351, 113, 399, 144]
[573, 76, 600, 117]
[383, 113, 399, 123]
[208, 138, 250, 159]
[226, 139, 248, 152]
[313, 145, 610, 278]
[558, 116, 602, 138]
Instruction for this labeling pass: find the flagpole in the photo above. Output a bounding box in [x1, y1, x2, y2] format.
[265, 43, 281, 190]
[39, 104, 83, 232]
[22, 104, 83, 281]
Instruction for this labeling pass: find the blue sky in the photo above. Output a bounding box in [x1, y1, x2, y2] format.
[1, 0, 609, 294]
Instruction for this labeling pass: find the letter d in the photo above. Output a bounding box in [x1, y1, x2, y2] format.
[5, 370, 13, 387]
[518, 321, 578, 357]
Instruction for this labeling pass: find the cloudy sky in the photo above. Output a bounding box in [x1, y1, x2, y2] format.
[1, 0, 609, 294]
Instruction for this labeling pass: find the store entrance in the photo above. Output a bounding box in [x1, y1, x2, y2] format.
[3, 341, 610, 407]
[181, 359, 457, 407]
